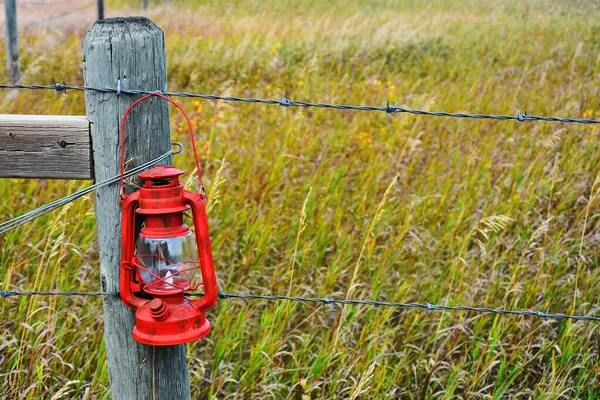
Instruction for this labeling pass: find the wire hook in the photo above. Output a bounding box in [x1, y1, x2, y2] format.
[171, 141, 184, 155]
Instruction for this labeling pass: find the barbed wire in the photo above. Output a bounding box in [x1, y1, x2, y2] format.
[2, 82, 600, 325]
[212, 292, 600, 322]
[2, 289, 599, 322]
[2, 82, 600, 125]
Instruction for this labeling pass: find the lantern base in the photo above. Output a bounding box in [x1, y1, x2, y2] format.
[132, 299, 211, 346]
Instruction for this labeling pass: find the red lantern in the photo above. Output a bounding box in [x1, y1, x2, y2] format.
[118, 93, 218, 346]
[120, 166, 217, 346]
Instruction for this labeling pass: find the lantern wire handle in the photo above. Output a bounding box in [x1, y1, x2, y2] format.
[119, 92, 206, 204]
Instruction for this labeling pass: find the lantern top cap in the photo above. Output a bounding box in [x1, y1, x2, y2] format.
[137, 165, 185, 181]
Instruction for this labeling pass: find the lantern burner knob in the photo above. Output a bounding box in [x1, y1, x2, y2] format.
[149, 299, 169, 321]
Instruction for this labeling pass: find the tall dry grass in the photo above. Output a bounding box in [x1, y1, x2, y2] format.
[2, 0, 600, 398]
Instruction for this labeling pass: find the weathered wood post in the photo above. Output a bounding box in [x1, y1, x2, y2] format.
[97, 0, 105, 20]
[4, 0, 20, 84]
[82, 17, 191, 400]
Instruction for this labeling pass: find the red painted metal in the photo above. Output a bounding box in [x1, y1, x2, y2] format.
[120, 166, 218, 346]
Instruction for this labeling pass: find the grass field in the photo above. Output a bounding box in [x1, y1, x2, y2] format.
[2, 0, 600, 398]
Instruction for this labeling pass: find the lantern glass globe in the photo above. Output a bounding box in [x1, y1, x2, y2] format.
[135, 231, 198, 293]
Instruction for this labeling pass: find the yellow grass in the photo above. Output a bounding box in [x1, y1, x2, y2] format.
[2, 0, 600, 398]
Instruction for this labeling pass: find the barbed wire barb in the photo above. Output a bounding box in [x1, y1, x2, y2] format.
[386, 100, 400, 116]
[517, 109, 529, 123]
[277, 92, 292, 108]
[52, 79, 67, 94]
[0, 290, 16, 299]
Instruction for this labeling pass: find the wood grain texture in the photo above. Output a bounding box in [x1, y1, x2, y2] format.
[0, 114, 91, 179]
[83, 17, 191, 400]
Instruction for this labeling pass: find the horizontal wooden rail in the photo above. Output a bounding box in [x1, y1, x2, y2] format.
[0, 114, 92, 179]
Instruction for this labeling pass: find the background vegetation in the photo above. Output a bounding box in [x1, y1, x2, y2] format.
[2, 0, 600, 398]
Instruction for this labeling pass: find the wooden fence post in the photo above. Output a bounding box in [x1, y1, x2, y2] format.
[4, 0, 20, 84]
[97, 0, 105, 20]
[82, 17, 192, 400]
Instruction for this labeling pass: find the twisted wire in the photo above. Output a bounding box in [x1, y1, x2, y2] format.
[1, 82, 600, 125]
[0, 146, 179, 234]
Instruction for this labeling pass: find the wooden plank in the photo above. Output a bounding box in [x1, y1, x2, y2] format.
[83, 17, 190, 400]
[0, 114, 92, 180]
